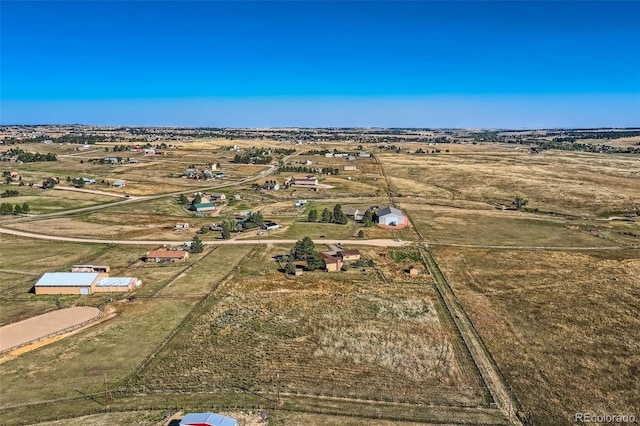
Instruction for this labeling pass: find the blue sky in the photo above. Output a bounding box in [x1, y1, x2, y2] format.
[1, 1, 639, 127]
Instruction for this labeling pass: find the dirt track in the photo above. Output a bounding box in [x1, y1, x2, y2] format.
[0, 306, 101, 353]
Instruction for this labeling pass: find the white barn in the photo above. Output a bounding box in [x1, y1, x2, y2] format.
[378, 206, 405, 226]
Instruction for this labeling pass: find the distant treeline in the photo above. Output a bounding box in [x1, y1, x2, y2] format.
[2, 148, 57, 162]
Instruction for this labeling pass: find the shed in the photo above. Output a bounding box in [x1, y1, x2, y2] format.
[180, 412, 238, 426]
[408, 265, 420, 276]
[378, 206, 405, 226]
[71, 264, 110, 273]
[34, 272, 101, 295]
[112, 180, 127, 188]
[343, 165, 356, 171]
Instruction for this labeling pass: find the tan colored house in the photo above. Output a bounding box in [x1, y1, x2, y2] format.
[338, 249, 361, 262]
[146, 249, 189, 263]
[321, 254, 344, 272]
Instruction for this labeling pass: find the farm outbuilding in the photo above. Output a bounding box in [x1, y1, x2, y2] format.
[180, 412, 238, 426]
[378, 206, 405, 226]
[93, 277, 140, 293]
[190, 202, 216, 212]
[34, 272, 102, 295]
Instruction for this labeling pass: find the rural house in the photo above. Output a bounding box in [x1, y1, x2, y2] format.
[378, 206, 405, 226]
[146, 249, 189, 263]
[294, 175, 318, 186]
[321, 253, 344, 272]
[342, 207, 363, 221]
[338, 249, 361, 262]
[111, 180, 126, 188]
[209, 192, 226, 201]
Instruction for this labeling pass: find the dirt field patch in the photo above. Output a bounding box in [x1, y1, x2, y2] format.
[0, 306, 101, 352]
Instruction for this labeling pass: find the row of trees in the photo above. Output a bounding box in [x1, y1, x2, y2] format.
[233, 153, 273, 164]
[4, 148, 57, 162]
[1, 189, 19, 198]
[0, 202, 29, 215]
[307, 205, 348, 224]
[277, 165, 339, 175]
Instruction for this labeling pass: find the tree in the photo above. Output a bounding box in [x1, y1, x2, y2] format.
[362, 210, 374, 227]
[72, 178, 85, 188]
[290, 236, 323, 270]
[42, 178, 56, 189]
[13, 204, 22, 214]
[0, 203, 12, 215]
[513, 195, 529, 210]
[285, 261, 297, 275]
[357, 229, 365, 238]
[178, 194, 189, 204]
[321, 208, 333, 223]
[308, 208, 318, 222]
[193, 193, 202, 204]
[190, 235, 204, 253]
[21, 202, 29, 213]
[333, 204, 347, 224]
[221, 222, 232, 240]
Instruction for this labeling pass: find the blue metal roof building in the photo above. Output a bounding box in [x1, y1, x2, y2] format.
[34, 272, 100, 295]
[180, 412, 238, 426]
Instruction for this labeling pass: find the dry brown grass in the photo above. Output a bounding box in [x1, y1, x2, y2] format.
[137, 245, 484, 406]
[380, 149, 640, 217]
[432, 246, 640, 425]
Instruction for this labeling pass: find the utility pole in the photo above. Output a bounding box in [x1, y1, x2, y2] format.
[275, 370, 281, 408]
[104, 372, 109, 410]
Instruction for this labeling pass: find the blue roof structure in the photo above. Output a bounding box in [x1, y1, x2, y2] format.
[35, 272, 99, 287]
[180, 412, 238, 426]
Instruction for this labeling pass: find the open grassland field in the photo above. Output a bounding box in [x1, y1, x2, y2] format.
[0, 233, 102, 284]
[403, 204, 629, 247]
[0, 185, 117, 214]
[158, 244, 254, 296]
[135, 245, 486, 408]
[379, 148, 640, 217]
[432, 247, 640, 425]
[0, 297, 196, 412]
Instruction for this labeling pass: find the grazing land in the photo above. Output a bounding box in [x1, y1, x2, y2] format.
[0, 126, 638, 425]
[432, 246, 640, 426]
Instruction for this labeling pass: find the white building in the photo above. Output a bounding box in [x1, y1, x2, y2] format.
[377, 206, 405, 226]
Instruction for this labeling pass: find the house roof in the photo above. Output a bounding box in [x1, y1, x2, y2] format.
[193, 202, 215, 209]
[338, 249, 361, 257]
[148, 249, 188, 259]
[180, 412, 238, 426]
[342, 207, 360, 216]
[112, 180, 126, 185]
[35, 272, 99, 287]
[95, 277, 135, 287]
[321, 253, 342, 263]
[378, 206, 403, 217]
